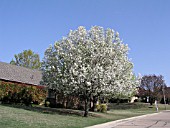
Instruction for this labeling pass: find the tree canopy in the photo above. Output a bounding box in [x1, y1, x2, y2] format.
[10, 49, 41, 69]
[138, 74, 166, 104]
[41, 26, 139, 116]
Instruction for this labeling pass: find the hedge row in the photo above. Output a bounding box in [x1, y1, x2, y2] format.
[0, 81, 47, 105]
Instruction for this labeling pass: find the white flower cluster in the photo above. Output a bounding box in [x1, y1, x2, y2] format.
[41, 26, 139, 98]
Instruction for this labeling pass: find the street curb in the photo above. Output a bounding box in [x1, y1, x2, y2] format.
[85, 112, 160, 128]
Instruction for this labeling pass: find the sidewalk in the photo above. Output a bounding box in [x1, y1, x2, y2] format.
[85, 111, 170, 128]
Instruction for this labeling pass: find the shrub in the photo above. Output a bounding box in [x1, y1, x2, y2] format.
[100, 104, 107, 113]
[0, 81, 47, 105]
[95, 104, 101, 112]
[95, 104, 107, 113]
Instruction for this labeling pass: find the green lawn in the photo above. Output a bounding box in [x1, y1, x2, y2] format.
[0, 103, 169, 128]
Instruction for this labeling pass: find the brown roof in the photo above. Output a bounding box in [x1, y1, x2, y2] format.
[0, 61, 42, 86]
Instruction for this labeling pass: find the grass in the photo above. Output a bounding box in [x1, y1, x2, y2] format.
[0, 103, 169, 128]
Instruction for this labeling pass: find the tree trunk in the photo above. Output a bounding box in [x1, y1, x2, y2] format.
[84, 97, 90, 117]
[91, 96, 97, 112]
[89, 96, 92, 111]
[117, 98, 120, 105]
[149, 97, 153, 105]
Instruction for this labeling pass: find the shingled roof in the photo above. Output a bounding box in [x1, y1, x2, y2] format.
[0, 61, 42, 86]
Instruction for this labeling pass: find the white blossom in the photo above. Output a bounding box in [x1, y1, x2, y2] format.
[41, 26, 139, 98]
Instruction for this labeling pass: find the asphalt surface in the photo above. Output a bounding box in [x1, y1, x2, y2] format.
[86, 111, 170, 128]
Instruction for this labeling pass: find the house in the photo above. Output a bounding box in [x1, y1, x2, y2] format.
[0, 61, 42, 86]
[0, 61, 46, 104]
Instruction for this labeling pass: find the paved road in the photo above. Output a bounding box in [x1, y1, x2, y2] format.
[86, 111, 170, 128]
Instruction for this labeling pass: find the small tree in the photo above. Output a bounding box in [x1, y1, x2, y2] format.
[139, 74, 165, 105]
[41, 26, 139, 116]
[10, 49, 41, 69]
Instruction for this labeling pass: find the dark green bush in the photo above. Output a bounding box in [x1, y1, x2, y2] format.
[0, 81, 47, 105]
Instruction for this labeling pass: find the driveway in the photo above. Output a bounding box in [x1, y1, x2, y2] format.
[86, 111, 170, 128]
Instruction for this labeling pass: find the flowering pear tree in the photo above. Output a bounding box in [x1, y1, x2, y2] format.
[41, 26, 139, 116]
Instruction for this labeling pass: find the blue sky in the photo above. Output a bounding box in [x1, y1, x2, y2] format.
[0, 0, 170, 85]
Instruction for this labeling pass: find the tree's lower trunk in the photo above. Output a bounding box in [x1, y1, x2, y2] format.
[91, 96, 97, 112]
[90, 97, 92, 111]
[149, 97, 153, 105]
[63, 100, 67, 108]
[84, 97, 90, 117]
[117, 98, 120, 105]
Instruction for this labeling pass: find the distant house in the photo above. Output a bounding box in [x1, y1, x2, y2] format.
[0, 61, 43, 87]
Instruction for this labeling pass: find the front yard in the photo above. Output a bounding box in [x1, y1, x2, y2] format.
[0, 103, 169, 128]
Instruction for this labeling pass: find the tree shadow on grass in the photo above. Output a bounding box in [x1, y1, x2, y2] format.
[0, 103, 100, 117]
